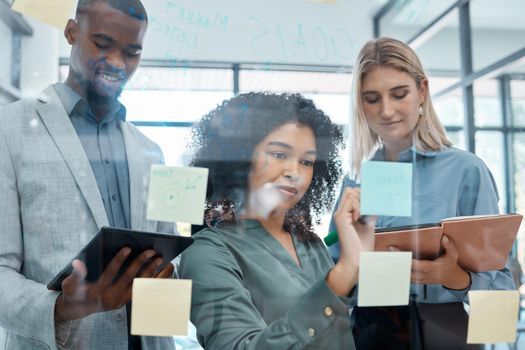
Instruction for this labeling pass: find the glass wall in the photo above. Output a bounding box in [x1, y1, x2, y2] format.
[4, 0, 525, 350]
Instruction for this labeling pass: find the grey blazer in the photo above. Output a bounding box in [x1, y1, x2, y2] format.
[0, 86, 175, 350]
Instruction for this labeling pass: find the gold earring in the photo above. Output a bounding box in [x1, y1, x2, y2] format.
[418, 105, 424, 117]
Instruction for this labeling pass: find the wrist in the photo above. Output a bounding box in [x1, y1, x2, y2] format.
[54, 294, 93, 321]
[326, 264, 358, 297]
[444, 268, 471, 290]
[54, 294, 69, 322]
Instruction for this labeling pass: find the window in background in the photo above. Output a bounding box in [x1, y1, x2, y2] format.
[474, 78, 503, 127]
[514, 133, 525, 274]
[239, 70, 352, 125]
[471, 0, 525, 71]
[427, 76, 459, 96]
[475, 131, 506, 213]
[511, 79, 525, 127]
[415, 11, 461, 83]
[120, 90, 233, 123]
[379, 0, 457, 44]
[433, 88, 464, 128]
[137, 127, 193, 167]
[446, 130, 465, 151]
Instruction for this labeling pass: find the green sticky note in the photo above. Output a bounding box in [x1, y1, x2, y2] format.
[467, 290, 519, 344]
[147, 165, 208, 225]
[357, 252, 412, 307]
[360, 161, 412, 216]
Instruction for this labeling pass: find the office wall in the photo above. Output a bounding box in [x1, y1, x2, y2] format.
[0, 20, 12, 84]
[20, 18, 59, 96]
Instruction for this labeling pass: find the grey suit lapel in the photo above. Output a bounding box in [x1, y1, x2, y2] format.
[121, 122, 145, 230]
[36, 86, 109, 229]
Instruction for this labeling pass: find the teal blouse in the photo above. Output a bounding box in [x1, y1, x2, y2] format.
[178, 220, 355, 349]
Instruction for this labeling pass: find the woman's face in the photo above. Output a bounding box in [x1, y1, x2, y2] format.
[248, 122, 317, 214]
[360, 65, 427, 148]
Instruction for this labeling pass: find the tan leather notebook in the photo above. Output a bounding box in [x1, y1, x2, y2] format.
[374, 214, 523, 272]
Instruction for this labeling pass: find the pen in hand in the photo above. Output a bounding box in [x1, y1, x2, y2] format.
[324, 216, 370, 246]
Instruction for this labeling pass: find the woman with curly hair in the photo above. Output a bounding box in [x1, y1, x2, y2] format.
[179, 92, 375, 349]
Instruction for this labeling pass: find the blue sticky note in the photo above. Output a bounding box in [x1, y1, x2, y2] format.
[360, 161, 412, 216]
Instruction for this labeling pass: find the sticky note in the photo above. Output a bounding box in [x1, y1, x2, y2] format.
[147, 165, 208, 225]
[360, 161, 412, 217]
[467, 290, 519, 344]
[12, 0, 75, 30]
[358, 252, 412, 307]
[131, 279, 192, 337]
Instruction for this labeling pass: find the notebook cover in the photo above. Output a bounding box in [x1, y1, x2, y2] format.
[442, 214, 523, 272]
[374, 225, 444, 260]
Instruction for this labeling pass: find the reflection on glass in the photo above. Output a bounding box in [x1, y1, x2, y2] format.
[433, 89, 464, 126]
[474, 79, 502, 127]
[475, 131, 506, 213]
[514, 134, 525, 275]
[379, 0, 458, 43]
[137, 126, 192, 166]
[471, 0, 525, 71]
[511, 80, 525, 127]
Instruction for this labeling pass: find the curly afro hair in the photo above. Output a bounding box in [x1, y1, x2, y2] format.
[189, 92, 344, 241]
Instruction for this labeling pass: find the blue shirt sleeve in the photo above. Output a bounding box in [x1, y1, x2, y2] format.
[444, 159, 515, 302]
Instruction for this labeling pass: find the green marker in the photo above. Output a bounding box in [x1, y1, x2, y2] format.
[323, 216, 370, 246]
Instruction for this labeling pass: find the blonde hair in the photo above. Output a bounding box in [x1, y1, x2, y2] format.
[350, 37, 452, 178]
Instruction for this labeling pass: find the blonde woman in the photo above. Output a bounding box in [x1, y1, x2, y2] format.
[329, 37, 515, 349]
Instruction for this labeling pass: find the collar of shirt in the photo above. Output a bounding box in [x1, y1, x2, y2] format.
[53, 82, 126, 125]
[371, 145, 440, 162]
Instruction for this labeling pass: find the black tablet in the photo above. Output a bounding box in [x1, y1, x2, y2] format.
[47, 227, 194, 291]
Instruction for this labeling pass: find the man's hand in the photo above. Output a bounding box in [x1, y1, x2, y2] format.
[155, 262, 175, 278]
[55, 247, 166, 321]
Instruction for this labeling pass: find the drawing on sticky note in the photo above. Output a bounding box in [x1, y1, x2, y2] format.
[147, 165, 208, 225]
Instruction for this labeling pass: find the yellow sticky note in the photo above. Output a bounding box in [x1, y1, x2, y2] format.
[467, 290, 519, 344]
[12, 0, 75, 30]
[131, 279, 192, 337]
[358, 252, 412, 307]
[147, 165, 209, 225]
